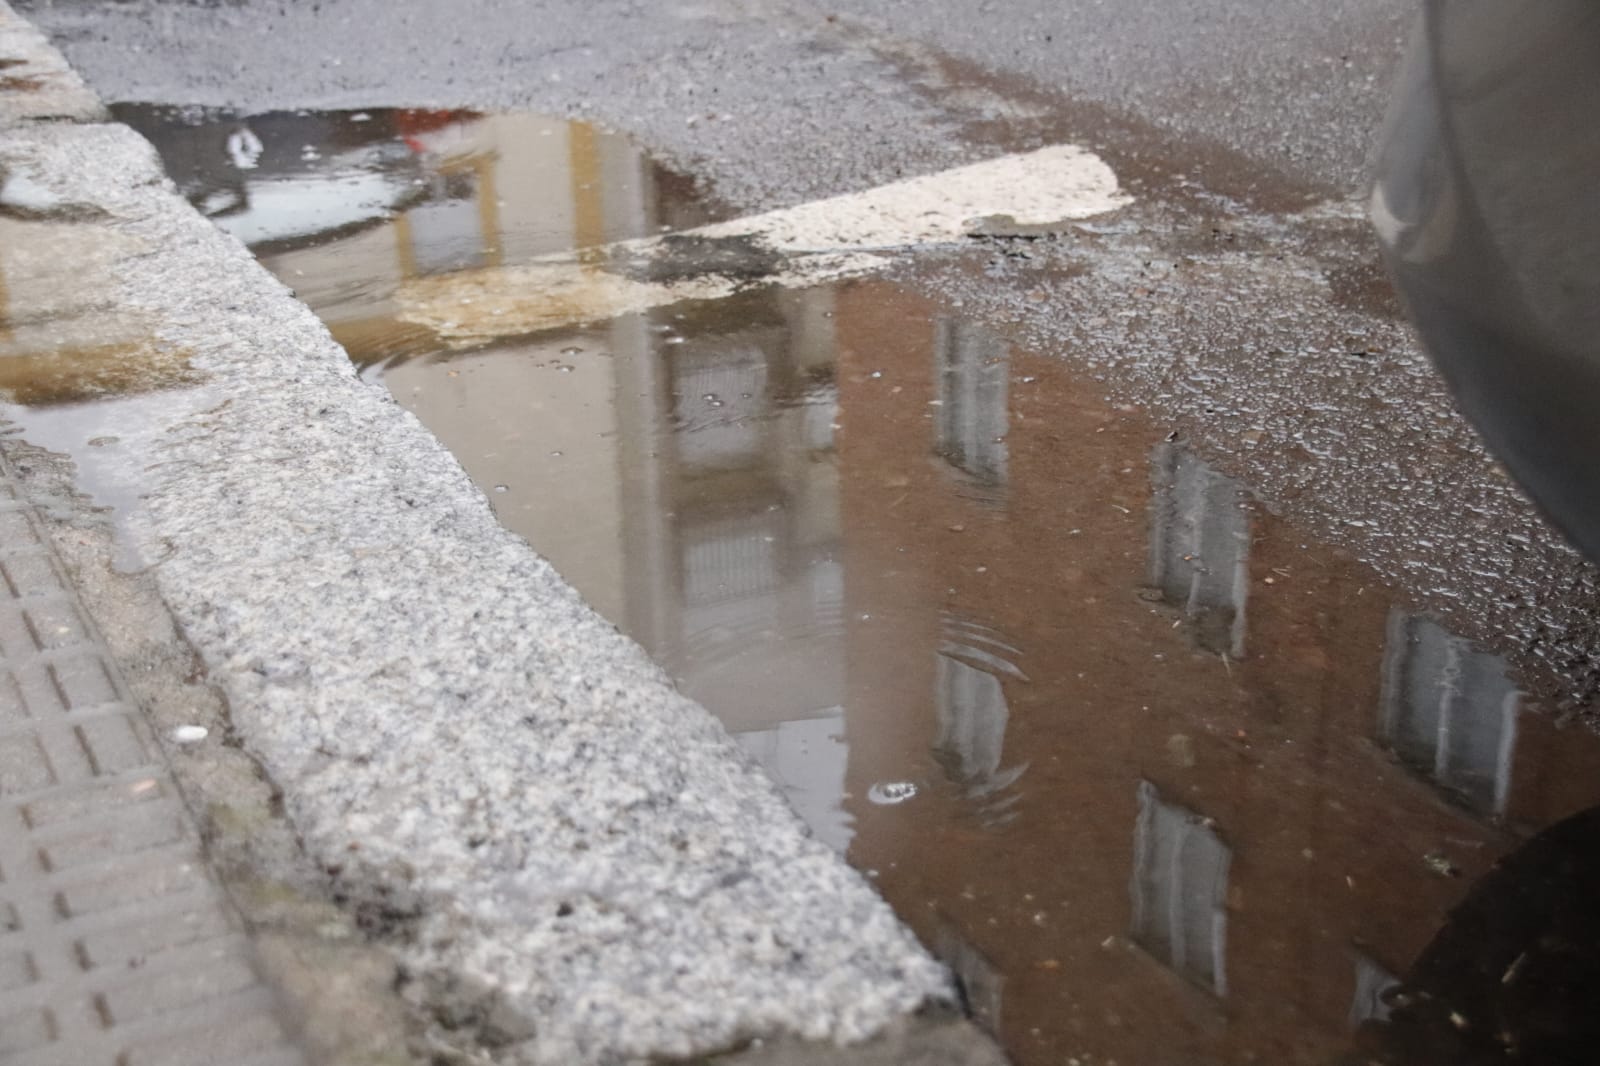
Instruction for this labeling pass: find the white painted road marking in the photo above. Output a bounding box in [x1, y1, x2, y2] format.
[397, 143, 1130, 343]
[702, 142, 1130, 251]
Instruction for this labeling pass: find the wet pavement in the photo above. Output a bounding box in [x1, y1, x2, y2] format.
[88, 105, 1600, 1065]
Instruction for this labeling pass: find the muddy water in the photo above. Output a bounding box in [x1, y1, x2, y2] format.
[99, 107, 1600, 1064]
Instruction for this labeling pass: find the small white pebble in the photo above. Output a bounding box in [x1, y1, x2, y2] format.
[171, 725, 208, 745]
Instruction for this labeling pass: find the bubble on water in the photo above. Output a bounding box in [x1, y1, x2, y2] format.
[561, 346, 583, 356]
[493, 484, 509, 493]
[868, 782, 918, 805]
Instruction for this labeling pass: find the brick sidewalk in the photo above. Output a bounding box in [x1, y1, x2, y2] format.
[0, 443, 305, 1065]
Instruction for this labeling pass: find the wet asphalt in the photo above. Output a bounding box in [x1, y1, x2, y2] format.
[16, 0, 1407, 204]
[29, 0, 1591, 707]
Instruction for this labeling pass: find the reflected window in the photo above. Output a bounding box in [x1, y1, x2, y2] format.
[680, 509, 783, 607]
[799, 379, 839, 453]
[935, 618, 1028, 817]
[932, 318, 1008, 485]
[935, 654, 1010, 784]
[809, 557, 845, 624]
[1349, 953, 1400, 1027]
[1380, 612, 1520, 816]
[1130, 781, 1231, 995]
[1148, 445, 1250, 658]
[673, 342, 772, 471]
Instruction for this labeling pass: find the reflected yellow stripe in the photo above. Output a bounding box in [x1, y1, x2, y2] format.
[0, 246, 11, 346]
[569, 122, 606, 263]
[475, 156, 504, 269]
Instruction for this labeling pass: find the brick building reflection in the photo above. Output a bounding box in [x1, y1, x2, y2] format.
[829, 282, 1600, 1066]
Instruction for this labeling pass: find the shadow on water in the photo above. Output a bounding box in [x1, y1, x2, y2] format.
[72, 105, 1600, 1065]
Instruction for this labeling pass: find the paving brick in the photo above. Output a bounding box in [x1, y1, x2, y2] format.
[0, 1006, 55, 1059]
[73, 902, 232, 971]
[118, 999, 293, 1066]
[0, 733, 54, 794]
[49, 655, 118, 712]
[0, 441, 306, 1064]
[0, 673, 26, 723]
[1, 551, 61, 600]
[0, 946, 37, 993]
[20, 776, 167, 831]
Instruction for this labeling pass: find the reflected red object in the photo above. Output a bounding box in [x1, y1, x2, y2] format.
[395, 109, 475, 152]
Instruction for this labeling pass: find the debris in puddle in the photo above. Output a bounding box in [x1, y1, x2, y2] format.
[1165, 734, 1196, 767]
[1422, 852, 1462, 878]
[1502, 951, 1528, 985]
[170, 725, 209, 744]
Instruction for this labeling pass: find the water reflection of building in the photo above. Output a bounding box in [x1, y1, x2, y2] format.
[932, 317, 1008, 488]
[1148, 444, 1251, 658]
[827, 282, 1600, 1066]
[644, 291, 851, 851]
[933, 618, 1028, 827]
[1130, 781, 1232, 997]
[1381, 612, 1519, 816]
[121, 107, 712, 367]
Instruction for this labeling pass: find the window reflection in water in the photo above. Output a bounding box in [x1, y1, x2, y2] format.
[1130, 780, 1231, 996]
[650, 290, 853, 850]
[932, 317, 1008, 489]
[1380, 611, 1520, 816]
[932, 617, 1027, 827]
[1148, 444, 1251, 658]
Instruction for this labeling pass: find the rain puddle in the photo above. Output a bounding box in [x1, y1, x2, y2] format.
[61, 105, 1600, 1063]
